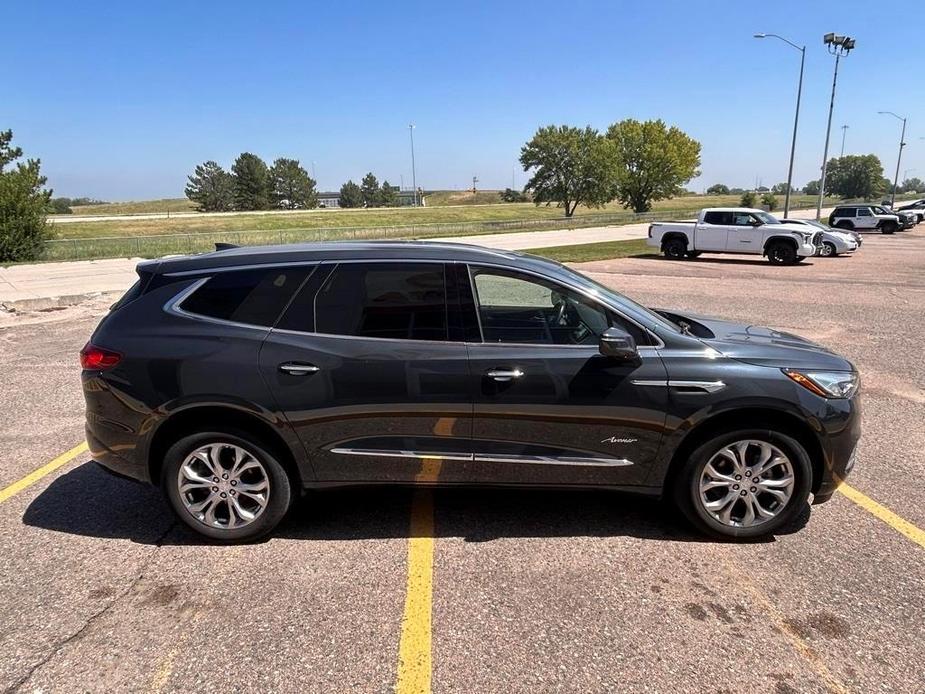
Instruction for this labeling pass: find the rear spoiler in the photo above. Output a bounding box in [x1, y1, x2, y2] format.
[214, 242, 239, 251]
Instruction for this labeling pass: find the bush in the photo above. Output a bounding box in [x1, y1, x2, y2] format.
[706, 184, 729, 195]
[1, 130, 51, 263]
[499, 188, 529, 203]
[760, 192, 778, 211]
[740, 191, 757, 207]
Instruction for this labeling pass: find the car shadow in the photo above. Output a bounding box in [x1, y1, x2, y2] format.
[636, 253, 816, 267]
[22, 462, 810, 546]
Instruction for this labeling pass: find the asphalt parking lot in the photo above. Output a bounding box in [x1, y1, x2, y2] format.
[1, 230, 924, 694]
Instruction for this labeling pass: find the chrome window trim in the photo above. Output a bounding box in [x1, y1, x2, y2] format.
[330, 447, 634, 467]
[465, 261, 665, 349]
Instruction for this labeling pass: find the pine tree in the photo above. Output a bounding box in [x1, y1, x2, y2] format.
[379, 180, 398, 207]
[339, 180, 363, 208]
[360, 172, 380, 208]
[185, 161, 234, 212]
[231, 152, 270, 210]
[268, 158, 318, 209]
[0, 130, 51, 262]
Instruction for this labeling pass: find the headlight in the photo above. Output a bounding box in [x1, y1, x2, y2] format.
[783, 369, 859, 398]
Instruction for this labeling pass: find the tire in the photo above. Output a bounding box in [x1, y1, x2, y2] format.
[672, 429, 813, 540]
[766, 241, 797, 265]
[881, 222, 896, 235]
[663, 238, 687, 260]
[685, 250, 702, 259]
[162, 430, 293, 543]
[820, 241, 837, 257]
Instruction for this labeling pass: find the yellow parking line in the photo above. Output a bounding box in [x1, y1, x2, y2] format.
[0, 442, 89, 504]
[838, 483, 925, 549]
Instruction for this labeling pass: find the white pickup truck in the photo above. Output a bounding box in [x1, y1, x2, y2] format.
[647, 208, 821, 265]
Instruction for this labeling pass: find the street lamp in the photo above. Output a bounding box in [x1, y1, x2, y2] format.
[878, 111, 907, 208]
[754, 33, 805, 217]
[816, 33, 856, 220]
[408, 124, 418, 207]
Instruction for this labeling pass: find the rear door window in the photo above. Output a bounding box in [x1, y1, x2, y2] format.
[312, 263, 448, 341]
[703, 211, 732, 225]
[180, 266, 312, 327]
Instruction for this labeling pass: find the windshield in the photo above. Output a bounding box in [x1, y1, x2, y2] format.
[754, 212, 780, 224]
[551, 262, 683, 334]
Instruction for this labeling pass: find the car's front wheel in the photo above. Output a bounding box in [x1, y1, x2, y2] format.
[820, 241, 837, 257]
[162, 431, 293, 543]
[766, 241, 797, 265]
[673, 430, 812, 540]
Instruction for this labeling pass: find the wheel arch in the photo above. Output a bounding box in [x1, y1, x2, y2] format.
[762, 235, 799, 255]
[660, 232, 689, 249]
[660, 407, 825, 496]
[147, 405, 303, 490]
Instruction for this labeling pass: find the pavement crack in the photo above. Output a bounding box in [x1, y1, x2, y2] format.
[5, 520, 178, 694]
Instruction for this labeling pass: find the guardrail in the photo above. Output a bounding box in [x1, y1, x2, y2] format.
[40, 198, 844, 261]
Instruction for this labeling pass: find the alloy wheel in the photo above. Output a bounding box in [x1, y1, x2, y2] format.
[698, 440, 795, 528]
[177, 443, 270, 530]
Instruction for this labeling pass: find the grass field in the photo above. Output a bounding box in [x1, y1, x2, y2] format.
[523, 239, 651, 263]
[59, 198, 198, 216]
[48, 193, 835, 240]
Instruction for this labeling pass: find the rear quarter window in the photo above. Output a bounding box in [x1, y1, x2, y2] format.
[179, 266, 313, 327]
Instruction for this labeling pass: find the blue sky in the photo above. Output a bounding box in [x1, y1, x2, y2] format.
[4, 0, 923, 200]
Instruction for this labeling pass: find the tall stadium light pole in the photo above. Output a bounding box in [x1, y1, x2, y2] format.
[816, 33, 855, 220]
[754, 33, 804, 217]
[840, 125, 849, 156]
[878, 111, 907, 208]
[408, 124, 418, 207]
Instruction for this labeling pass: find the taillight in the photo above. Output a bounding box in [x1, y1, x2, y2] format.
[80, 343, 122, 370]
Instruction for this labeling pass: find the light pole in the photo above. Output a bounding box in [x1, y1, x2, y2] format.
[408, 124, 418, 207]
[878, 111, 907, 208]
[840, 125, 849, 157]
[816, 33, 856, 220]
[754, 33, 804, 217]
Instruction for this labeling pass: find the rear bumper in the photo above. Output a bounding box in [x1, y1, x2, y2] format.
[86, 424, 150, 483]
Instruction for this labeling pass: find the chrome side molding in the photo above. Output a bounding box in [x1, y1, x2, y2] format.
[631, 379, 726, 394]
[330, 448, 633, 467]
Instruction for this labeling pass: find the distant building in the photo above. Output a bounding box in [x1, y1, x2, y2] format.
[317, 189, 425, 209]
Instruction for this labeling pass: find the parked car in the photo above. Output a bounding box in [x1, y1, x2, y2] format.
[828, 204, 901, 234]
[896, 199, 925, 224]
[647, 208, 820, 265]
[872, 204, 916, 229]
[82, 241, 861, 542]
[780, 218, 860, 257]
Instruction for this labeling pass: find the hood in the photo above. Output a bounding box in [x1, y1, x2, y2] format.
[656, 310, 854, 371]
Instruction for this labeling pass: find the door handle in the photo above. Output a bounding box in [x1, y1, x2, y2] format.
[279, 362, 320, 375]
[485, 368, 524, 382]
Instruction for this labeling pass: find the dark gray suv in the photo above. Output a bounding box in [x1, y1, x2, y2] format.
[82, 242, 860, 542]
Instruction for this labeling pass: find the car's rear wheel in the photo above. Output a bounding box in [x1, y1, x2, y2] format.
[881, 222, 896, 234]
[162, 431, 292, 543]
[766, 241, 797, 265]
[663, 238, 687, 259]
[673, 430, 812, 540]
[820, 241, 837, 257]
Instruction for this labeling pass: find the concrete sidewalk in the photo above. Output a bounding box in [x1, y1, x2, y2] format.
[0, 206, 833, 309]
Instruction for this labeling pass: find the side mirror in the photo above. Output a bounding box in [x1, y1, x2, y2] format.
[599, 326, 638, 360]
[750, 218, 763, 227]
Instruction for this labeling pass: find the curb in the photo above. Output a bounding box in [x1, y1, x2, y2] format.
[0, 290, 122, 314]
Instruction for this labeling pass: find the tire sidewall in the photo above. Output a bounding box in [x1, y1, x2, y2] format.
[664, 239, 687, 259]
[163, 430, 293, 543]
[674, 429, 812, 540]
[767, 242, 796, 265]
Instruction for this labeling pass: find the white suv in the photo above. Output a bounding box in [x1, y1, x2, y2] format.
[828, 205, 900, 234]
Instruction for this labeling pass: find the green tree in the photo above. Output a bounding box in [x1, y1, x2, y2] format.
[268, 158, 318, 209]
[605, 119, 701, 213]
[760, 192, 778, 211]
[824, 155, 886, 199]
[231, 152, 270, 210]
[499, 188, 529, 202]
[740, 190, 757, 207]
[379, 180, 398, 207]
[0, 130, 51, 262]
[803, 179, 821, 196]
[49, 197, 73, 214]
[900, 177, 923, 194]
[520, 125, 617, 217]
[771, 182, 791, 195]
[339, 180, 363, 208]
[360, 172, 380, 207]
[185, 160, 234, 212]
[706, 183, 729, 195]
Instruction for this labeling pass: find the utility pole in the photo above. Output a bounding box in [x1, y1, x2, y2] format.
[753, 33, 804, 217]
[471, 176, 479, 193]
[839, 125, 849, 157]
[878, 111, 907, 208]
[817, 33, 855, 221]
[408, 124, 418, 207]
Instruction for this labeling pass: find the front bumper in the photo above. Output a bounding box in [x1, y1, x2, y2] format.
[810, 392, 861, 503]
